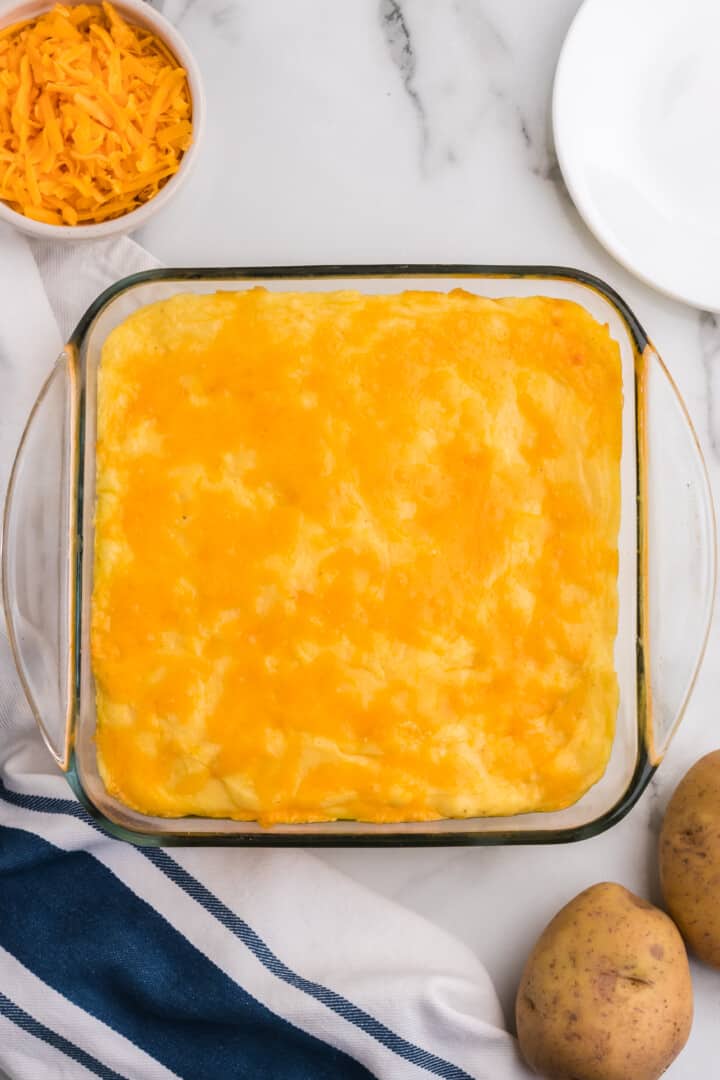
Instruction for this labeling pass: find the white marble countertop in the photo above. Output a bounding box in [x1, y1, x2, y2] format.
[138, 2, 720, 1075]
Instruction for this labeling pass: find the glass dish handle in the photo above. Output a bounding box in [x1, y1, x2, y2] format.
[643, 345, 717, 763]
[2, 352, 77, 771]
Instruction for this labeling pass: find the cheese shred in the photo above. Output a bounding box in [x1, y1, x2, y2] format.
[0, 3, 192, 225]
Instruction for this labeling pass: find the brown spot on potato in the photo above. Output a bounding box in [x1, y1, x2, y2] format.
[620, 973, 653, 988]
[650, 944, 664, 960]
[680, 823, 706, 843]
[596, 970, 617, 1000]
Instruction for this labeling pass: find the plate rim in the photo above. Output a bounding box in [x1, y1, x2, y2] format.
[552, 0, 720, 313]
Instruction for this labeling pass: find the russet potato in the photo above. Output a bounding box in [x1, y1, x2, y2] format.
[516, 882, 692, 1080]
[660, 750, 720, 967]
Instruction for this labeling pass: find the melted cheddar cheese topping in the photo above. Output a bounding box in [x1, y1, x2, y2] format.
[92, 289, 622, 825]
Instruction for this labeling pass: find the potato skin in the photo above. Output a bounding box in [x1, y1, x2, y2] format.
[515, 882, 692, 1080]
[660, 750, 720, 968]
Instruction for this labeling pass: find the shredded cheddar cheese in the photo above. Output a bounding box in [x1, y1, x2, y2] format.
[0, 2, 192, 225]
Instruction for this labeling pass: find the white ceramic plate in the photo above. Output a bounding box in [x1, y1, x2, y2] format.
[553, 0, 720, 311]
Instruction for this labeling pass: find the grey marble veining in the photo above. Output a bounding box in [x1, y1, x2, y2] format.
[380, 0, 429, 165]
[699, 311, 720, 458]
[379, 0, 560, 179]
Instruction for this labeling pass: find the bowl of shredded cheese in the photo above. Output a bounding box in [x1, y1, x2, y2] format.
[0, 0, 204, 237]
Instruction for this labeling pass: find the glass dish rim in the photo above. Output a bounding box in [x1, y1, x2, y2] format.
[61, 265, 657, 844]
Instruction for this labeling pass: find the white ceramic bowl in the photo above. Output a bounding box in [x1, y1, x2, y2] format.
[0, 0, 205, 240]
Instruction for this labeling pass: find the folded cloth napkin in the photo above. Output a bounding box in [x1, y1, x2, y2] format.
[0, 225, 533, 1080]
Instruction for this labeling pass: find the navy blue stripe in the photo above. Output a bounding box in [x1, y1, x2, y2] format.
[145, 848, 472, 1080]
[0, 784, 89, 823]
[0, 781, 472, 1080]
[0, 990, 128, 1080]
[0, 824, 373, 1080]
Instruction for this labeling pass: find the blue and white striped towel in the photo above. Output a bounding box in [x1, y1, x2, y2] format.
[0, 226, 533, 1080]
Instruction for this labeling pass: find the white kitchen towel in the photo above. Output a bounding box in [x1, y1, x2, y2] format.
[0, 225, 533, 1080]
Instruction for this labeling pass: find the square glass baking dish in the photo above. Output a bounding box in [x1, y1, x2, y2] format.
[2, 266, 715, 846]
